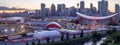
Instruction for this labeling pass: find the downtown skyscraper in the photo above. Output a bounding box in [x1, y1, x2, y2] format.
[69, 6, 77, 17]
[51, 4, 56, 16]
[98, 0, 108, 16]
[40, 3, 46, 17]
[115, 4, 120, 21]
[80, 1, 85, 10]
[57, 4, 66, 16]
[79, 1, 85, 13]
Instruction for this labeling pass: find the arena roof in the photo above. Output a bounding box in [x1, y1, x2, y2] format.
[76, 12, 118, 20]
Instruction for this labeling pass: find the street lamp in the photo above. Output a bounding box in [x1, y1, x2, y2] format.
[11, 28, 15, 31]
[4, 29, 8, 35]
[4, 29, 8, 45]
[11, 28, 15, 33]
[4, 29, 8, 32]
[4, 39, 7, 45]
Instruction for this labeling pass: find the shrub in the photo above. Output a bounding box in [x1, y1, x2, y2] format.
[32, 42, 35, 45]
[26, 42, 29, 45]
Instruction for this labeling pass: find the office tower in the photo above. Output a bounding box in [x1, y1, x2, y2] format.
[57, 4, 66, 16]
[45, 8, 50, 17]
[80, 1, 85, 13]
[98, 0, 108, 16]
[90, 3, 93, 10]
[69, 6, 77, 17]
[51, 4, 56, 16]
[90, 3, 97, 14]
[80, 1, 85, 10]
[89, 3, 93, 16]
[90, 3, 93, 12]
[65, 8, 70, 17]
[92, 7, 97, 14]
[40, 3, 46, 17]
[115, 4, 120, 21]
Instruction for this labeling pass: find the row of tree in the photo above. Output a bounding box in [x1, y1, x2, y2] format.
[101, 28, 120, 45]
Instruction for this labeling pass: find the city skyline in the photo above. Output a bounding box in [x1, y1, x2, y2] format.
[0, 0, 120, 12]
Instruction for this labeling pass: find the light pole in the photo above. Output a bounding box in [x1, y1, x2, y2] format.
[4, 29, 8, 36]
[4, 29, 8, 45]
[11, 28, 15, 33]
[4, 39, 7, 45]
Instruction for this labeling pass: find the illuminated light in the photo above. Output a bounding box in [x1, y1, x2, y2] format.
[11, 28, 15, 31]
[5, 29, 8, 32]
[20, 25, 24, 28]
[82, 26, 85, 29]
[0, 10, 25, 13]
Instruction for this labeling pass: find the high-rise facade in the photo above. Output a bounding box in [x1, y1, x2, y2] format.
[115, 4, 120, 20]
[69, 6, 77, 17]
[57, 4, 66, 16]
[80, 1, 85, 13]
[98, 0, 108, 16]
[40, 3, 46, 17]
[89, 3, 93, 16]
[80, 1, 85, 10]
[45, 8, 50, 17]
[51, 4, 56, 16]
[90, 3, 93, 10]
[65, 8, 70, 17]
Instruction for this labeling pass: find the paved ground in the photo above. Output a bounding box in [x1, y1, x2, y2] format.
[0, 40, 39, 45]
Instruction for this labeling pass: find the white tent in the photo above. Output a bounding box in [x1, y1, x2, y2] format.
[33, 31, 61, 40]
[59, 29, 80, 34]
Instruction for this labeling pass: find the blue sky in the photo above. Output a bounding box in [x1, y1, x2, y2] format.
[0, 0, 120, 12]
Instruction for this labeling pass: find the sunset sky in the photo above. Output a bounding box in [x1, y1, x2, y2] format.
[0, 0, 120, 12]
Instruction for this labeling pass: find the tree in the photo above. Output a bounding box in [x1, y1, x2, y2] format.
[31, 16, 42, 19]
[119, 19, 120, 23]
[106, 28, 117, 35]
[32, 42, 35, 45]
[46, 37, 50, 43]
[66, 33, 69, 40]
[37, 40, 40, 45]
[91, 31, 102, 45]
[61, 34, 64, 41]
[73, 34, 76, 39]
[110, 33, 120, 42]
[26, 42, 29, 45]
[101, 32, 120, 45]
[80, 29, 83, 38]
